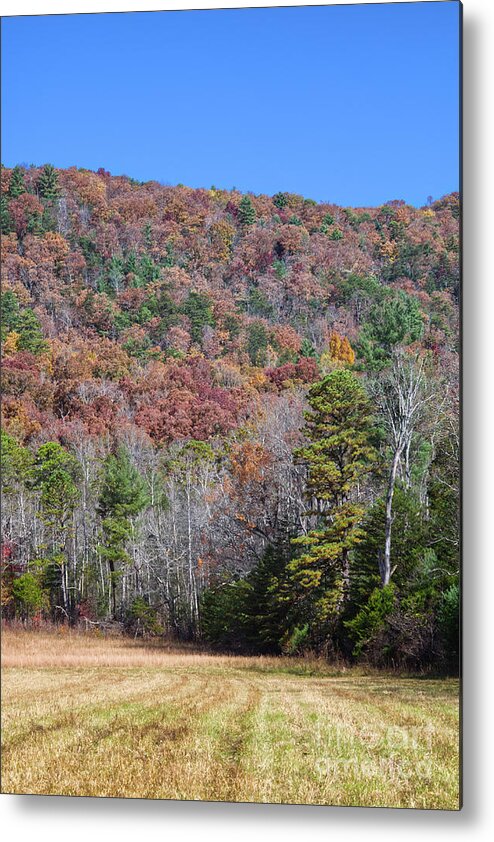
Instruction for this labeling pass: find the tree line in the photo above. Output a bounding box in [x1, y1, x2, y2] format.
[1, 164, 459, 671]
[1, 348, 459, 671]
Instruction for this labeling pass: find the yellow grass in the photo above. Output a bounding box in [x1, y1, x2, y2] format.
[1, 629, 460, 809]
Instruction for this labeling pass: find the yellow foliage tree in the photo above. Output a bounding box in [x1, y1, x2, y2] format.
[328, 332, 355, 365]
[208, 220, 235, 262]
[2, 331, 20, 356]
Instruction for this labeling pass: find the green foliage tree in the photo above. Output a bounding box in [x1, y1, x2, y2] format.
[143, 221, 153, 250]
[181, 291, 215, 344]
[126, 596, 163, 636]
[162, 240, 175, 267]
[438, 583, 460, 670]
[427, 430, 460, 572]
[125, 250, 139, 276]
[273, 258, 287, 279]
[300, 338, 316, 358]
[239, 542, 292, 652]
[337, 273, 382, 306]
[17, 309, 48, 354]
[202, 543, 291, 653]
[345, 583, 396, 657]
[201, 578, 250, 651]
[37, 164, 60, 200]
[348, 488, 427, 610]
[345, 483, 458, 669]
[1, 194, 12, 234]
[289, 370, 377, 644]
[328, 227, 344, 240]
[12, 572, 48, 620]
[79, 235, 103, 271]
[1, 431, 34, 494]
[273, 192, 288, 209]
[247, 287, 273, 318]
[31, 442, 81, 619]
[33, 442, 81, 534]
[238, 195, 256, 226]
[246, 321, 268, 366]
[224, 314, 240, 340]
[138, 253, 160, 286]
[107, 255, 125, 295]
[281, 623, 310, 655]
[1, 290, 21, 341]
[97, 448, 148, 618]
[1, 290, 48, 354]
[8, 165, 26, 198]
[357, 291, 424, 370]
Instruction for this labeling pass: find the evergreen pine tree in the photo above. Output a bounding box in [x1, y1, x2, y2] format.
[31, 442, 82, 619]
[238, 195, 256, 226]
[143, 221, 153, 250]
[125, 250, 139, 276]
[201, 542, 291, 653]
[0, 194, 12, 234]
[37, 164, 60, 200]
[138, 253, 160, 285]
[8, 165, 26, 198]
[300, 338, 316, 358]
[290, 370, 377, 641]
[357, 291, 424, 370]
[97, 448, 148, 618]
[181, 291, 215, 344]
[273, 192, 288, 209]
[16, 309, 48, 354]
[246, 321, 268, 366]
[0, 290, 20, 339]
[241, 542, 292, 653]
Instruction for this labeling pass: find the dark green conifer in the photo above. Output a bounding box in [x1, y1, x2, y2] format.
[8, 165, 26, 198]
[238, 195, 256, 226]
[37, 164, 60, 200]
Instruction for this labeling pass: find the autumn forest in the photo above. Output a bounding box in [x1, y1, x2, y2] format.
[0, 164, 460, 672]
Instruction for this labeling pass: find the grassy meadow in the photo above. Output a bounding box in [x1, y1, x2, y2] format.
[1, 629, 460, 809]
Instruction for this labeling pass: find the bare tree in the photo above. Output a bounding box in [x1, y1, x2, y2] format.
[373, 351, 435, 586]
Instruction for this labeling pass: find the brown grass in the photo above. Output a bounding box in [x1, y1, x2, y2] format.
[0, 626, 333, 671]
[1, 629, 460, 808]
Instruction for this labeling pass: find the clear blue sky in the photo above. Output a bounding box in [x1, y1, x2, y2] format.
[1, 2, 460, 207]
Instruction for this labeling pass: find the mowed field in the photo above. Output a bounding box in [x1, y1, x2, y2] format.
[1, 629, 460, 809]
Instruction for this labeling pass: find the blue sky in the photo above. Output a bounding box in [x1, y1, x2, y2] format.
[1, 2, 460, 207]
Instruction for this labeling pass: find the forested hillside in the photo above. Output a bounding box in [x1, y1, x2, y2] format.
[1, 164, 460, 670]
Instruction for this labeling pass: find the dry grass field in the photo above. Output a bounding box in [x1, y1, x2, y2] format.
[1, 628, 460, 809]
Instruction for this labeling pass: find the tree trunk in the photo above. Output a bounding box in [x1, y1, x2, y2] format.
[404, 434, 412, 490]
[381, 448, 401, 586]
[108, 559, 117, 618]
[340, 546, 351, 609]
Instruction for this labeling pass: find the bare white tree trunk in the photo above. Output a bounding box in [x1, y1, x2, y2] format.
[375, 352, 434, 587]
[381, 449, 402, 585]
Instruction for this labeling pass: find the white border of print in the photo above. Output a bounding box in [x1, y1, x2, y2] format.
[2, 0, 493, 840]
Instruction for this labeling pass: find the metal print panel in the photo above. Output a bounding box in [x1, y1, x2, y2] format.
[0, 1, 462, 809]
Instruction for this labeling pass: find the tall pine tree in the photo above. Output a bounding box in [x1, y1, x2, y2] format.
[37, 164, 60, 200]
[238, 195, 256, 226]
[97, 447, 148, 618]
[8, 165, 26, 198]
[290, 370, 377, 642]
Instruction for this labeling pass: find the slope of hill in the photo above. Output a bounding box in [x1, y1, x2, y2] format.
[1, 164, 460, 668]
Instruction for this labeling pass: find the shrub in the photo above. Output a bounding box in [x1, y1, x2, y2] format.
[12, 573, 47, 620]
[282, 624, 310, 655]
[345, 584, 396, 657]
[125, 597, 163, 636]
[438, 584, 460, 672]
